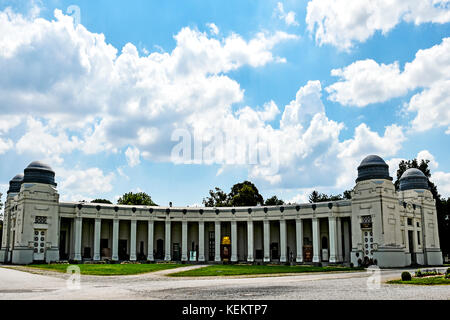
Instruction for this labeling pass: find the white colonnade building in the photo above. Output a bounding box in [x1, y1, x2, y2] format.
[0, 155, 443, 267]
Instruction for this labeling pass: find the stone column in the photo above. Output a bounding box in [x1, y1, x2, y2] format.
[74, 217, 83, 261]
[182, 220, 188, 262]
[280, 219, 287, 263]
[296, 219, 303, 263]
[231, 220, 238, 262]
[247, 220, 254, 262]
[198, 221, 205, 262]
[130, 220, 137, 261]
[112, 219, 119, 261]
[164, 220, 171, 261]
[93, 218, 101, 261]
[328, 217, 338, 263]
[336, 217, 343, 262]
[147, 220, 154, 261]
[215, 221, 221, 262]
[312, 218, 320, 263]
[263, 220, 270, 262]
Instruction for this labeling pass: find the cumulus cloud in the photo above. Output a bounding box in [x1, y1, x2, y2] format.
[0, 8, 298, 166]
[15, 117, 81, 164]
[206, 23, 219, 35]
[306, 0, 450, 50]
[57, 167, 115, 201]
[125, 146, 141, 167]
[327, 38, 450, 133]
[275, 2, 299, 26]
[0, 7, 411, 195]
[0, 137, 13, 155]
[433, 171, 450, 198]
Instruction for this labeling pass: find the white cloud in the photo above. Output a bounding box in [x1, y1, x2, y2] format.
[0, 115, 21, 133]
[287, 188, 315, 204]
[281, 80, 325, 129]
[0, 8, 298, 165]
[0, 7, 412, 195]
[327, 38, 450, 134]
[125, 146, 141, 167]
[58, 167, 115, 201]
[433, 171, 450, 198]
[0, 137, 13, 155]
[206, 23, 219, 35]
[275, 2, 299, 26]
[417, 150, 439, 169]
[306, 0, 450, 50]
[15, 117, 80, 164]
[327, 60, 407, 107]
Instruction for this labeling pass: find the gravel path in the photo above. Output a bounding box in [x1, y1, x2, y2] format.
[0, 265, 448, 300]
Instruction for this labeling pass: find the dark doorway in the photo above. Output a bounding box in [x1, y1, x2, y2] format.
[100, 239, 109, 258]
[173, 243, 180, 261]
[408, 230, 416, 264]
[119, 240, 128, 260]
[155, 239, 164, 259]
[138, 241, 145, 260]
[270, 242, 279, 260]
[59, 231, 68, 260]
[322, 236, 328, 249]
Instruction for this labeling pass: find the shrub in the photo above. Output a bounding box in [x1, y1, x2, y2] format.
[350, 262, 354, 268]
[446, 268, 450, 276]
[401, 271, 412, 281]
[415, 269, 422, 277]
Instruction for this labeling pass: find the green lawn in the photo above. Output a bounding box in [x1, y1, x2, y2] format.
[26, 263, 186, 276]
[169, 264, 363, 277]
[388, 276, 450, 285]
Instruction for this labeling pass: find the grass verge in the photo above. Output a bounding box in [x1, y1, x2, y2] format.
[169, 264, 363, 277]
[387, 276, 450, 285]
[26, 263, 186, 276]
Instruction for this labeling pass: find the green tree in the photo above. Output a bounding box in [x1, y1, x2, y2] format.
[343, 190, 352, 200]
[203, 187, 231, 207]
[91, 199, 113, 204]
[0, 192, 2, 213]
[308, 190, 344, 203]
[117, 192, 158, 206]
[229, 181, 264, 207]
[265, 196, 285, 206]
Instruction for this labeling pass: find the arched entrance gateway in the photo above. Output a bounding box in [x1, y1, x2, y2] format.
[0, 156, 444, 267]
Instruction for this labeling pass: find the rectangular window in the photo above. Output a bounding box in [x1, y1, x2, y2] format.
[34, 216, 47, 224]
[417, 231, 421, 245]
[407, 218, 412, 226]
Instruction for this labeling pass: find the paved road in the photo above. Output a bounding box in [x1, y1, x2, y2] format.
[0, 265, 448, 300]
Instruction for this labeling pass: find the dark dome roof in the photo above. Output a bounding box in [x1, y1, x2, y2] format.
[356, 155, 392, 183]
[23, 161, 57, 186]
[399, 168, 428, 191]
[359, 155, 386, 166]
[26, 161, 54, 171]
[7, 173, 24, 194]
[11, 173, 24, 181]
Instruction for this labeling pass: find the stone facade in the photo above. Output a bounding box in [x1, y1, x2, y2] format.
[0, 156, 443, 267]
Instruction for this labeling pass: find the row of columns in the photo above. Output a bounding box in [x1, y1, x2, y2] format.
[72, 217, 343, 263]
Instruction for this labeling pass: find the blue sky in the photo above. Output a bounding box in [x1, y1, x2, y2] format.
[0, 0, 450, 206]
